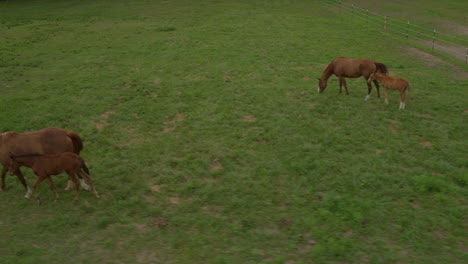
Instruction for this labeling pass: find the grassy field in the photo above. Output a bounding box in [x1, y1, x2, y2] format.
[0, 0, 467, 263]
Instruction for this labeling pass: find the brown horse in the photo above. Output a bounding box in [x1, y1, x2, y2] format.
[8, 152, 100, 203]
[0, 127, 89, 198]
[368, 73, 410, 109]
[317, 57, 388, 99]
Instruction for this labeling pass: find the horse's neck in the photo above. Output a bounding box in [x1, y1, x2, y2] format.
[320, 63, 334, 81]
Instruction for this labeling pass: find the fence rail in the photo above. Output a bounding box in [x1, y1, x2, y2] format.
[315, 0, 468, 63]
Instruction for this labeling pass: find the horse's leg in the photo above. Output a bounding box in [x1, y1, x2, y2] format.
[46, 176, 59, 201]
[342, 78, 349, 95]
[338, 77, 343, 94]
[399, 90, 406, 110]
[1, 166, 6, 191]
[68, 172, 80, 201]
[373, 80, 381, 98]
[13, 168, 32, 199]
[32, 175, 47, 204]
[65, 176, 90, 191]
[365, 78, 372, 100]
[64, 177, 74, 191]
[78, 171, 100, 198]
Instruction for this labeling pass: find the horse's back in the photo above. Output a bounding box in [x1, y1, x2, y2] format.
[0, 128, 79, 166]
[332, 57, 375, 78]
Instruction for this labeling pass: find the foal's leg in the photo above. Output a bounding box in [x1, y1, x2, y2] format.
[32, 175, 47, 204]
[12, 168, 32, 199]
[373, 80, 381, 98]
[64, 178, 74, 191]
[46, 176, 59, 201]
[65, 176, 90, 191]
[399, 90, 406, 110]
[67, 172, 80, 201]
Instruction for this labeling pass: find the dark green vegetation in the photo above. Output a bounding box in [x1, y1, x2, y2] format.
[0, 0, 466, 263]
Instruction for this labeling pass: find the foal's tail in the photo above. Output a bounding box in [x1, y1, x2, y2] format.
[79, 157, 90, 176]
[374, 62, 388, 74]
[78, 157, 100, 198]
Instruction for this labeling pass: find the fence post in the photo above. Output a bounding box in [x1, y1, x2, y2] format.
[432, 29, 436, 50]
[384, 16, 388, 33]
[366, 9, 369, 24]
[466, 48, 468, 64]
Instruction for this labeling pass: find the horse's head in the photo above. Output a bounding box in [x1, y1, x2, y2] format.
[317, 78, 327, 93]
[368, 72, 385, 84]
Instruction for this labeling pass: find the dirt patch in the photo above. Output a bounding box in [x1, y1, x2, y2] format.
[101, 110, 116, 118]
[432, 19, 468, 36]
[242, 115, 256, 122]
[95, 110, 116, 131]
[387, 119, 399, 134]
[143, 195, 156, 204]
[404, 46, 468, 80]
[163, 113, 185, 132]
[150, 184, 164, 193]
[420, 141, 433, 148]
[210, 163, 223, 172]
[169, 197, 180, 204]
[152, 217, 169, 228]
[202, 206, 225, 218]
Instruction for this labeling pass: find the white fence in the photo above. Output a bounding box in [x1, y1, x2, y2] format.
[315, 0, 468, 63]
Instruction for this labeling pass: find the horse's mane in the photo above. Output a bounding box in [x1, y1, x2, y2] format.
[323, 62, 334, 75]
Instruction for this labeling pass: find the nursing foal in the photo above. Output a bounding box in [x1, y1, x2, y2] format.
[9, 152, 100, 203]
[368, 72, 410, 109]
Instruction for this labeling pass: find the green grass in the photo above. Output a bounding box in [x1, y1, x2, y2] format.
[0, 0, 467, 263]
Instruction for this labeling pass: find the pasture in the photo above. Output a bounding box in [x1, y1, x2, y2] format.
[0, 0, 467, 263]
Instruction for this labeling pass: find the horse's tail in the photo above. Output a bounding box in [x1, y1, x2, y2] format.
[79, 157, 90, 176]
[374, 62, 388, 74]
[66, 131, 83, 154]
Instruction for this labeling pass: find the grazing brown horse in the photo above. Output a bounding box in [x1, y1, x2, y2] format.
[317, 57, 388, 99]
[8, 152, 100, 203]
[368, 73, 410, 109]
[0, 127, 89, 198]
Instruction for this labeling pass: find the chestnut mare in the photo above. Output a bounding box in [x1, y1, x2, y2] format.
[9, 152, 100, 203]
[368, 73, 410, 109]
[317, 57, 388, 99]
[0, 127, 89, 198]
